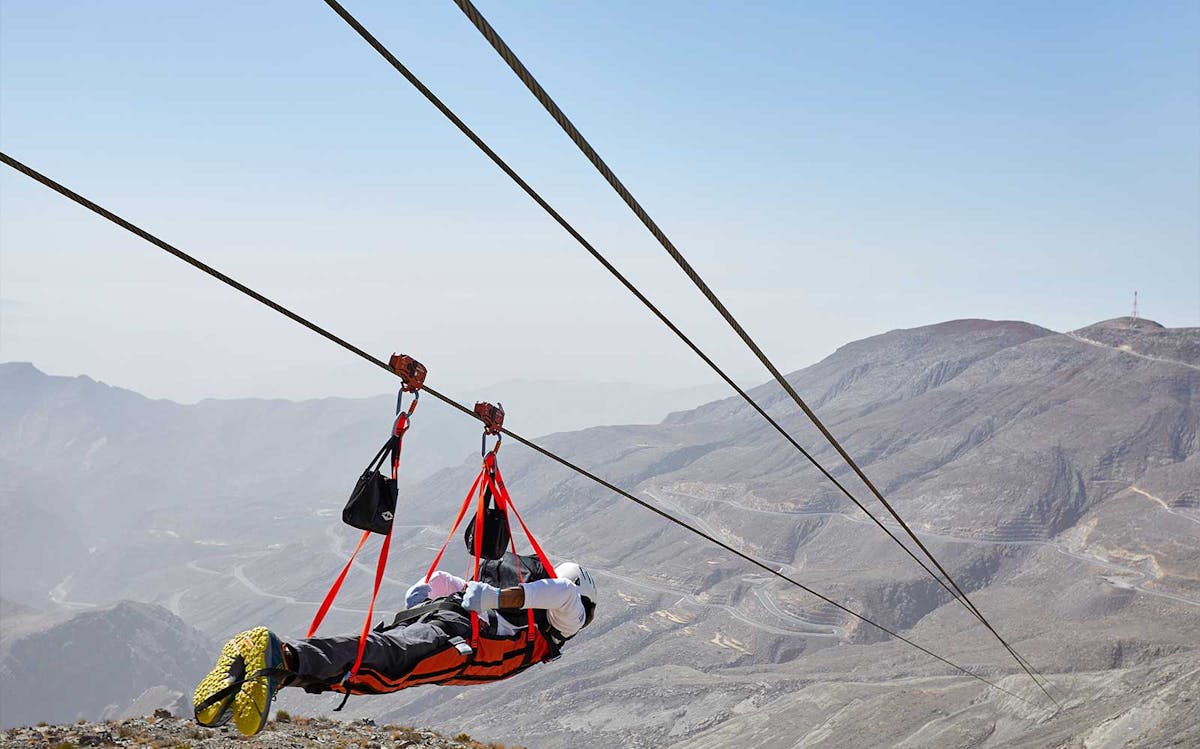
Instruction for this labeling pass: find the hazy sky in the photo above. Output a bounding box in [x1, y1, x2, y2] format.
[2, 1, 1197, 403]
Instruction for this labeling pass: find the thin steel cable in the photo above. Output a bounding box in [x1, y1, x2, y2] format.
[319, 0, 972, 621]
[327, 0, 1057, 704]
[1, 150, 1038, 707]
[448, 0, 1058, 701]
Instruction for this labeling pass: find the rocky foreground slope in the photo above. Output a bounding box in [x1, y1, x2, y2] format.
[0, 713, 514, 749]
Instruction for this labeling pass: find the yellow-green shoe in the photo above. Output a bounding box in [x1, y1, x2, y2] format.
[193, 636, 244, 727]
[232, 626, 286, 737]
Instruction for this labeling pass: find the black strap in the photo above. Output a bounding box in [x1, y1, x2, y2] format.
[374, 599, 465, 633]
[193, 666, 293, 716]
[332, 691, 352, 711]
[365, 435, 397, 474]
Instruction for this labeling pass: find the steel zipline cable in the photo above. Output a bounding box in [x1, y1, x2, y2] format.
[314, 0, 978, 631]
[2, 150, 1037, 707]
[317, 0, 971, 621]
[447, 1, 1058, 699]
[320, 0, 1056, 705]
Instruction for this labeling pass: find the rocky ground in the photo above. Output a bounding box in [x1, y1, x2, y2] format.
[0, 712, 520, 749]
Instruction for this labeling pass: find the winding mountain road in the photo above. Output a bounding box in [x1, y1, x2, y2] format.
[654, 486, 1200, 611]
[1065, 332, 1200, 372]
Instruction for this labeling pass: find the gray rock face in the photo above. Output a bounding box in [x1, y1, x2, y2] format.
[0, 601, 214, 729]
[2, 317, 1198, 747]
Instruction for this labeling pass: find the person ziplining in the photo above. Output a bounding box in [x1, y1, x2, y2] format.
[191, 356, 598, 737]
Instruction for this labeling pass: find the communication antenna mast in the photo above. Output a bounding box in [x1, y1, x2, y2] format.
[1131, 291, 1139, 325]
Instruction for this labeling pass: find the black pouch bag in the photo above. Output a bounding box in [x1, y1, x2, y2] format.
[464, 485, 511, 560]
[343, 437, 398, 535]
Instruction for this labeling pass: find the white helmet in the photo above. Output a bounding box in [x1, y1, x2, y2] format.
[555, 561, 597, 628]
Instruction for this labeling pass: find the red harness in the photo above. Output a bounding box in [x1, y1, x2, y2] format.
[311, 392, 561, 696]
[337, 597, 557, 694]
[306, 354, 424, 683]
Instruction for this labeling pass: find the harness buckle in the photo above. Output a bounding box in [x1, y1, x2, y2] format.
[449, 637, 474, 657]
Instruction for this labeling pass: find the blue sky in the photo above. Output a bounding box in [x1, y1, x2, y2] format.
[2, 1, 1197, 402]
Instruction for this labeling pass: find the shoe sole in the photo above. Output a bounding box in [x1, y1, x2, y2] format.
[232, 626, 281, 737]
[193, 637, 243, 727]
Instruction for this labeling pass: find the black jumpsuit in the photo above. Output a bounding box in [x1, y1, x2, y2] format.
[287, 554, 554, 690]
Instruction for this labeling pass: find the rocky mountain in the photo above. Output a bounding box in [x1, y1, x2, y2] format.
[0, 601, 214, 729]
[1, 317, 1197, 747]
[332, 317, 1194, 748]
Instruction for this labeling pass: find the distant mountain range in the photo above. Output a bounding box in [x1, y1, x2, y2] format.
[0, 364, 725, 604]
[1, 317, 1197, 747]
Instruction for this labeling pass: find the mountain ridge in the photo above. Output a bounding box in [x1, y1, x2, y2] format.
[1, 317, 1197, 746]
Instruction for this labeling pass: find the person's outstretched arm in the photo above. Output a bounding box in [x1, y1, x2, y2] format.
[498, 579, 587, 637]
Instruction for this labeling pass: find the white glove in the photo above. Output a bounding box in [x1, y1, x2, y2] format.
[405, 582, 432, 609]
[462, 581, 501, 614]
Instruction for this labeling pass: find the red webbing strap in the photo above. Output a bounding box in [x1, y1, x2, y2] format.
[307, 529, 370, 637]
[348, 424, 406, 678]
[425, 470, 484, 582]
[391, 414, 408, 474]
[470, 458, 490, 649]
[348, 527, 391, 677]
[491, 471, 537, 641]
[311, 418, 411, 678]
[492, 466, 557, 579]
